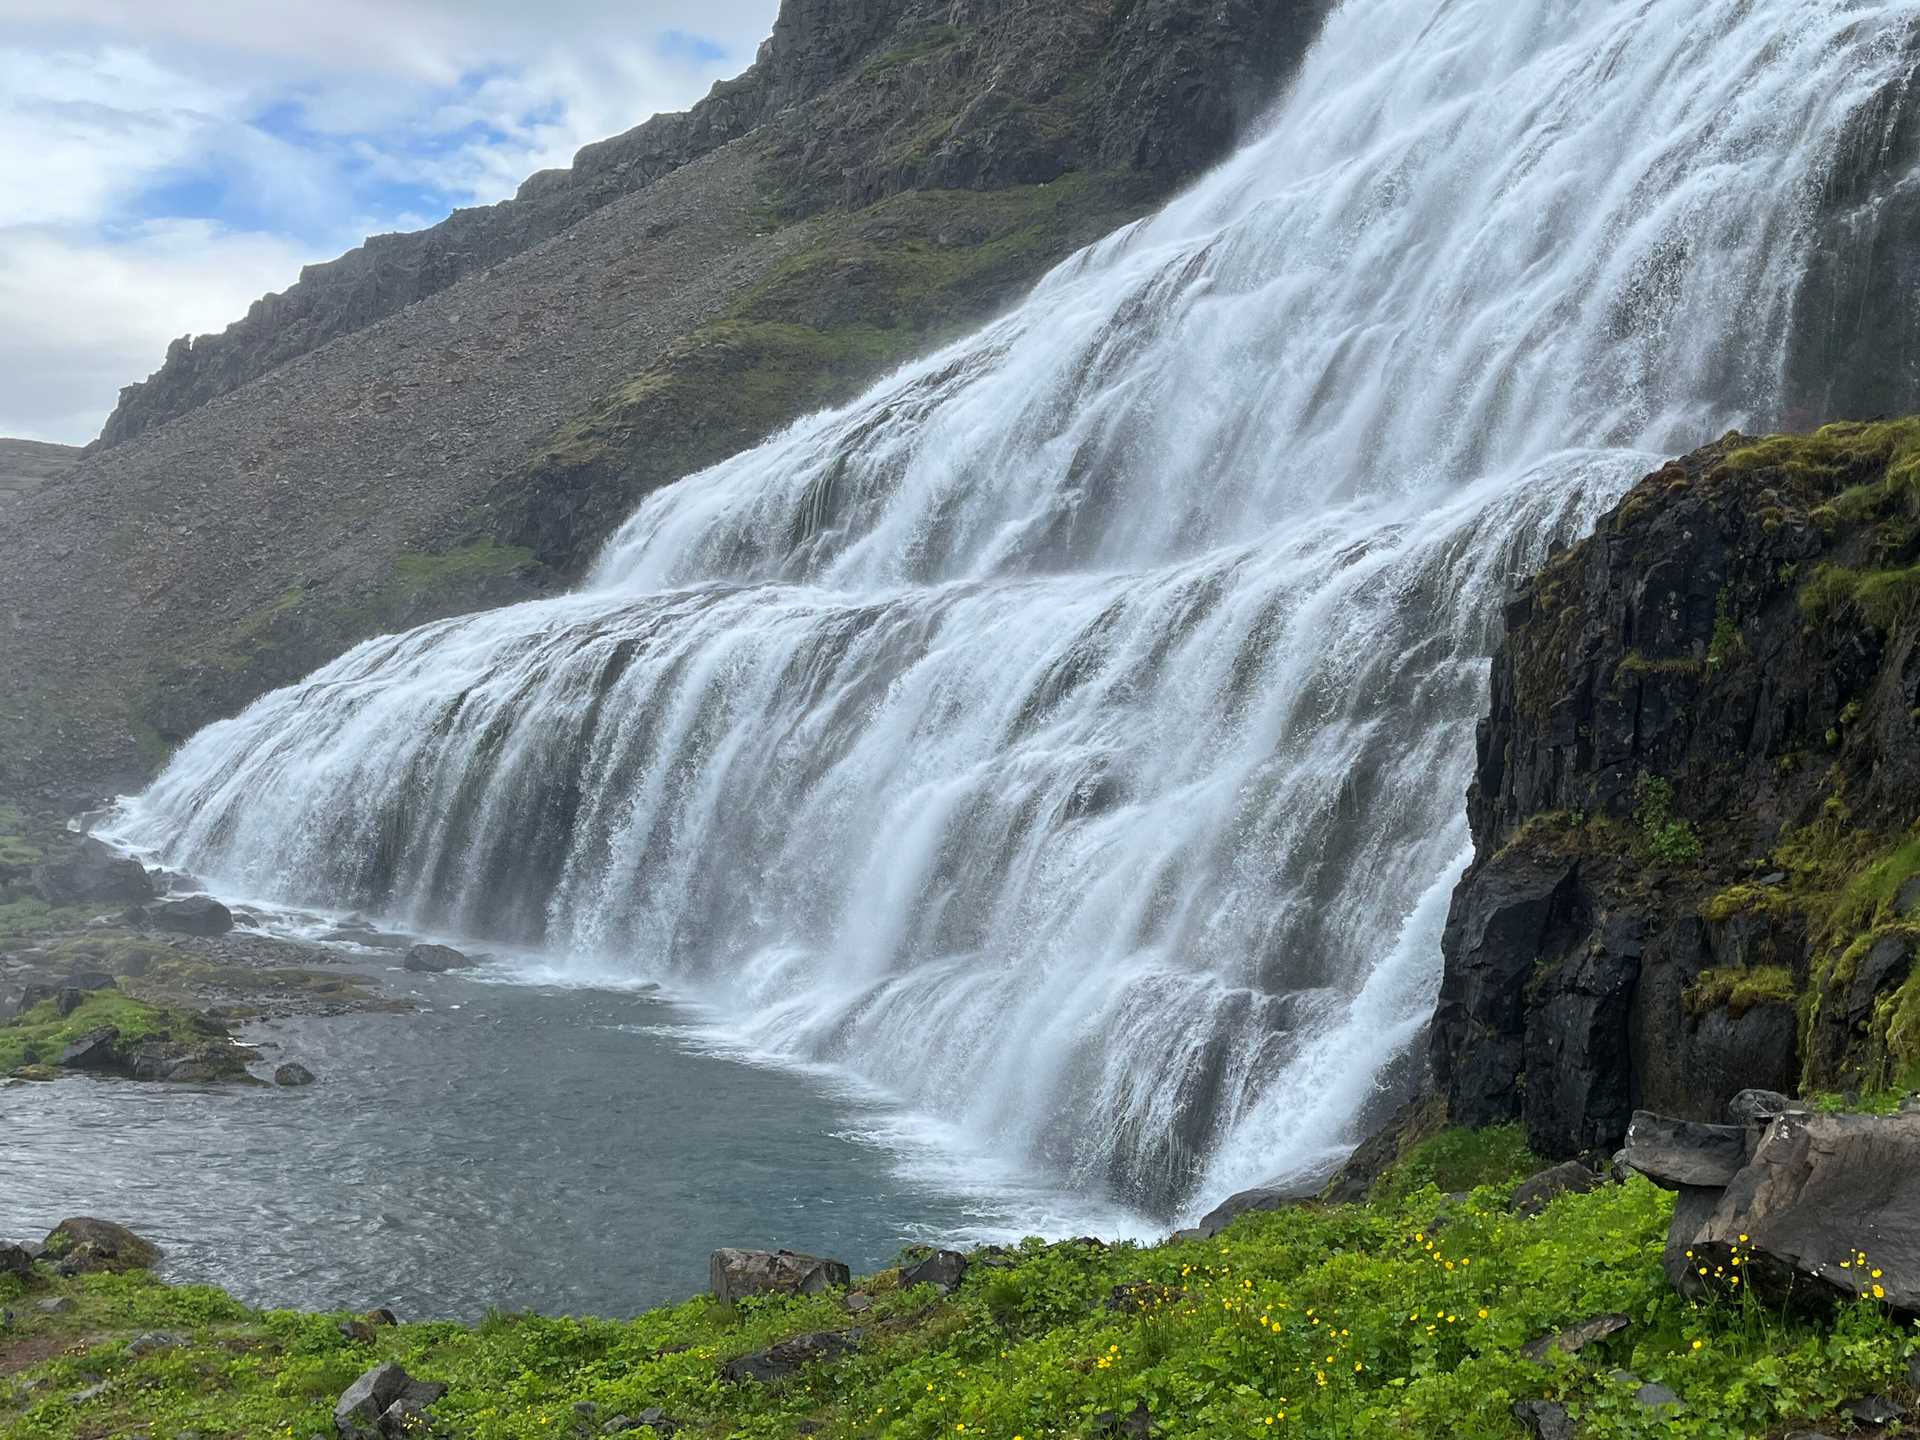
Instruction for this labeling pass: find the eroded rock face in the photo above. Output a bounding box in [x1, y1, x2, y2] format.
[709, 1248, 851, 1306]
[1431, 429, 1920, 1158]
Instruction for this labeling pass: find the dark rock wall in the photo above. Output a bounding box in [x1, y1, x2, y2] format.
[1432, 424, 1920, 1158]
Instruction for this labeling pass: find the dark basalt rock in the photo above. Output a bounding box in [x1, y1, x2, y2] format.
[144, 895, 233, 937]
[709, 1248, 851, 1306]
[899, 1248, 968, 1292]
[403, 943, 476, 974]
[43, 1217, 161, 1274]
[0, 1243, 32, 1278]
[58, 1027, 121, 1070]
[274, 1062, 317, 1087]
[1727, 1088, 1798, 1126]
[334, 1362, 448, 1440]
[1186, 1181, 1316, 1240]
[1512, 1400, 1575, 1440]
[31, 838, 155, 908]
[1509, 1161, 1605, 1217]
[720, 1330, 859, 1384]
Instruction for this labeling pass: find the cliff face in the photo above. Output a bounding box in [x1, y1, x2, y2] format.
[94, 0, 1322, 453]
[1432, 422, 1920, 1159]
[0, 0, 1335, 802]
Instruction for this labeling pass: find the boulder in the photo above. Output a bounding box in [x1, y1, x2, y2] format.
[1510, 1161, 1604, 1216]
[720, 1330, 858, 1384]
[1520, 1312, 1630, 1363]
[127, 1331, 186, 1356]
[146, 896, 233, 937]
[1093, 1400, 1154, 1438]
[1687, 1110, 1920, 1309]
[128, 1040, 244, 1083]
[403, 943, 476, 974]
[274, 1062, 317, 1087]
[1187, 1183, 1312, 1239]
[900, 1249, 968, 1291]
[334, 1362, 446, 1440]
[32, 839, 155, 908]
[0, 1242, 33, 1277]
[1848, 1396, 1906, 1426]
[57, 1027, 121, 1070]
[709, 1248, 850, 1306]
[43, 1217, 161, 1274]
[35, 1296, 74, 1314]
[603, 1408, 677, 1434]
[1620, 1112, 1748, 1188]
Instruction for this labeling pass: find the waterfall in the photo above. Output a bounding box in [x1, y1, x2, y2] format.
[112, 0, 1920, 1218]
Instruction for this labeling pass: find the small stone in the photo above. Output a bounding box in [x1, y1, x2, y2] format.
[1634, 1381, 1682, 1410]
[70, 1381, 109, 1404]
[35, 1296, 74, 1315]
[127, 1331, 186, 1356]
[403, 943, 475, 974]
[1726, 1089, 1796, 1125]
[1512, 1401, 1575, 1440]
[1509, 1161, 1604, 1216]
[0, 1242, 33, 1277]
[274, 1062, 316, 1087]
[338, 1319, 376, 1344]
[1757, 871, 1788, 888]
[899, 1248, 968, 1292]
[1521, 1312, 1630, 1363]
[1848, 1396, 1907, 1426]
[844, 1293, 874, 1314]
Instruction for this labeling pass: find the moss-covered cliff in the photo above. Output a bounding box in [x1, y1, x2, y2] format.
[1432, 420, 1920, 1158]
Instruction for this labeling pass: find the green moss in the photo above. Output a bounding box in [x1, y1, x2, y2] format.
[861, 23, 966, 74]
[0, 991, 208, 1074]
[6, 1164, 1917, 1440]
[1370, 1124, 1542, 1205]
[1613, 650, 1703, 685]
[1683, 965, 1797, 1018]
[1722, 417, 1920, 488]
[387, 538, 537, 598]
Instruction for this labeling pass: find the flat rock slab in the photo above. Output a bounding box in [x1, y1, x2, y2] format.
[1622, 1111, 1749, 1188]
[710, 1248, 850, 1305]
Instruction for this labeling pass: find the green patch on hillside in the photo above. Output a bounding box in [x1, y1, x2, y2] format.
[3, 1134, 1915, 1439]
[387, 538, 538, 600]
[0, 991, 206, 1075]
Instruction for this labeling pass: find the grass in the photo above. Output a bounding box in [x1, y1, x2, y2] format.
[387, 539, 537, 600]
[2, 1135, 1913, 1439]
[0, 991, 208, 1075]
[1682, 966, 1797, 1018]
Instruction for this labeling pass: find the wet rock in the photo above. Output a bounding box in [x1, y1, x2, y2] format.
[128, 1039, 246, 1083]
[1848, 1396, 1906, 1426]
[1688, 1111, 1920, 1309]
[44, 1217, 161, 1274]
[709, 1248, 850, 1305]
[323, 925, 411, 952]
[57, 1026, 121, 1070]
[0, 1242, 33, 1277]
[1521, 1312, 1630, 1363]
[32, 839, 155, 908]
[900, 1248, 968, 1292]
[275, 1062, 317, 1086]
[1727, 1089, 1797, 1126]
[1510, 1161, 1604, 1216]
[1621, 1112, 1749, 1189]
[403, 943, 476, 974]
[146, 896, 233, 937]
[721, 1330, 858, 1384]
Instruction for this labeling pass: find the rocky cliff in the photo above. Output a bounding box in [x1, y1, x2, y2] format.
[93, 0, 1322, 453]
[1431, 420, 1920, 1159]
[0, 0, 1334, 802]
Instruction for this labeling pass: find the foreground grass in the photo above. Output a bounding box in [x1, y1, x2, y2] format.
[2, 1134, 1913, 1439]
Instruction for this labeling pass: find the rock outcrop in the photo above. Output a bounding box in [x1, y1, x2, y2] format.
[0, 0, 1335, 804]
[710, 1248, 851, 1305]
[1432, 421, 1920, 1159]
[42, 1217, 160, 1275]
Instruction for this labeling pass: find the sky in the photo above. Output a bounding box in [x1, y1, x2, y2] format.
[0, 0, 781, 445]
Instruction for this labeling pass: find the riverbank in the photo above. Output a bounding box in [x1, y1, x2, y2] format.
[5, 1123, 1917, 1440]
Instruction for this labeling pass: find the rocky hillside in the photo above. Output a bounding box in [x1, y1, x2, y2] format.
[0, 440, 78, 508]
[1431, 420, 1920, 1159]
[0, 0, 1334, 803]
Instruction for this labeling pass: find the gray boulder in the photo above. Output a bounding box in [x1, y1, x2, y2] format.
[1621, 1111, 1749, 1188]
[274, 1062, 317, 1087]
[57, 1026, 121, 1070]
[44, 1217, 161, 1274]
[1683, 1110, 1920, 1309]
[1510, 1161, 1604, 1216]
[900, 1249, 968, 1292]
[1848, 1396, 1906, 1426]
[0, 1242, 33, 1277]
[1520, 1312, 1629, 1363]
[146, 896, 233, 937]
[403, 943, 476, 974]
[32, 839, 155, 908]
[721, 1330, 859, 1384]
[1186, 1183, 1312, 1239]
[709, 1248, 850, 1306]
[334, 1362, 447, 1440]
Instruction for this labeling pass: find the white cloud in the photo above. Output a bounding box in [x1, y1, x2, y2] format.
[0, 0, 781, 443]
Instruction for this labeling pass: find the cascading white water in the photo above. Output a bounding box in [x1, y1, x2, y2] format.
[113, 0, 1920, 1217]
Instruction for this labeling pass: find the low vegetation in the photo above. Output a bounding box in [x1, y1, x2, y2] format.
[5, 1132, 1915, 1439]
[0, 991, 207, 1075]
